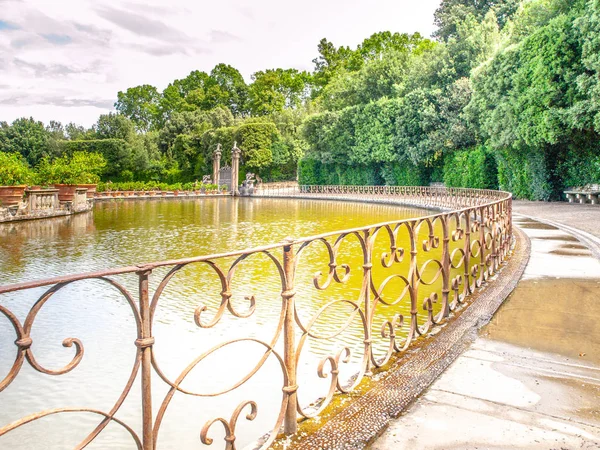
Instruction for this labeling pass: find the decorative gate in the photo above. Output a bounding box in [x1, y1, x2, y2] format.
[219, 166, 232, 191]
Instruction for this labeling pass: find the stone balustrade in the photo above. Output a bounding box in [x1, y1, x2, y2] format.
[25, 189, 59, 213]
[0, 187, 93, 223]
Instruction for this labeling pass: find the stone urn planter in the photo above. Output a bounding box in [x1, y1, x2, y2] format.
[54, 184, 78, 202]
[0, 185, 27, 207]
[77, 184, 97, 199]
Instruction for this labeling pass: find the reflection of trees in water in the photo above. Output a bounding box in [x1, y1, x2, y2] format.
[0, 212, 95, 271]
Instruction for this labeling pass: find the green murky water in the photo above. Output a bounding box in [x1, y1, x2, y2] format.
[0, 197, 471, 449]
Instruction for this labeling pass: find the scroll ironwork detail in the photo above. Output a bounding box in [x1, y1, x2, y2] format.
[0, 185, 512, 450]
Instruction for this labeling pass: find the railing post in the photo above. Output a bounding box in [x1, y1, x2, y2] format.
[478, 206, 487, 285]
[362, 229, 373, 375]
[441, 215, 450, 318]
[409, 221, 419, 339]
[137, 269, 154, 450]
[282, 239, 298, 435]
[508, 196, 513, 238]
[463, 212, 472, 297]
[491, 204, 498, 274]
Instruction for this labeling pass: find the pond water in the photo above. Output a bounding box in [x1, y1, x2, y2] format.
[0, 197, 458, 449]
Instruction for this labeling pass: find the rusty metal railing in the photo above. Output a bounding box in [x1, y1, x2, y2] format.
[0, 186, 512, 449]
[254, 184, 504, 210]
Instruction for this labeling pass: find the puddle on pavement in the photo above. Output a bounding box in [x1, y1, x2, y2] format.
[537, 374, 600, 423]
[559, 243, 589, 250]
[549, 243, 591, 257]
[550, 249, 592, 257]
[516, 222, 560, 230]
[482, 278, 600, 364]
[535, 235, 580, 242]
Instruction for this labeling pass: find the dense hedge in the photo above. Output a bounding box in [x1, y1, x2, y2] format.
[300, 145, 599, 197]
[298, 158, 427, 186]
[380, 162, 429, 186]
[443, 147, 498, 190]
[492, 149, 549, 200]
[556, 144, 600, 190]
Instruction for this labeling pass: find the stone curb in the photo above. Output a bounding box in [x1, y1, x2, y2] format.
[282, 227, 531, 450]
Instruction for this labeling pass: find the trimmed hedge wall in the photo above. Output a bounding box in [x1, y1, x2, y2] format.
[443, 147, 498, 190]
[298, 159, 423, 186]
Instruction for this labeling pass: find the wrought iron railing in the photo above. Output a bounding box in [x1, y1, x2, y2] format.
[0, 186, 512, 450]
[254, 184, 504, 209]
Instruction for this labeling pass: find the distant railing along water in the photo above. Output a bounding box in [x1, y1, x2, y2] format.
[0, 186, 512, 450]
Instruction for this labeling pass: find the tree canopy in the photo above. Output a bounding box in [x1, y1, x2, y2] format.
[2, 0, 599, 198]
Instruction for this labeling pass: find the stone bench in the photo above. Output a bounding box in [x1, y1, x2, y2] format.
[564, 184, 600, 204]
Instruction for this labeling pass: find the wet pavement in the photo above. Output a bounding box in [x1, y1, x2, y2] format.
[513, 201, 600, 239]
[370, 214, 600, 449]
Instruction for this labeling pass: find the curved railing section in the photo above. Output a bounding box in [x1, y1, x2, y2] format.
[0, 186, 512, 450]
[255, 184, 507, 210]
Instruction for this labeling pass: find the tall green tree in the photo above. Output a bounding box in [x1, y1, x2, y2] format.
[434, 0, 519, 41]
[311, 38, 354, 91]
[249, 69, 311, 115]
[0, 117, 51, 166]
[115, 85, 161, 132]
[65, 123, 94, 140]
[209, 64, 249, 116]
[95, 113, 137, 141]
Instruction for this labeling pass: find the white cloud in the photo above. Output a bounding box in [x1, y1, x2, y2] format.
[0, 0, 440, 127]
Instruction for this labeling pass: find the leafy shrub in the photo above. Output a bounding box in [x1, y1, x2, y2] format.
[120, 170, 134, 182]
[60, 139, 131, 179]
[0, 152, 35, 186]
[37, 152, 106, 185]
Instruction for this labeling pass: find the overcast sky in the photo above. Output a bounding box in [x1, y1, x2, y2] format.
[0, 0, 441, 127]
